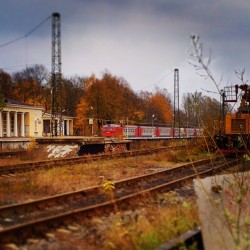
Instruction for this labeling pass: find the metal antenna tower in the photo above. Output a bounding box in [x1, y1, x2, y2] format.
[173, 68, 180, 138]
[51, 12, 62, 137]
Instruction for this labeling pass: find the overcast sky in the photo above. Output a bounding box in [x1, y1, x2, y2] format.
[1, 0, 250, 102]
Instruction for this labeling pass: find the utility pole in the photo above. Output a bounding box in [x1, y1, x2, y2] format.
[173, 68, 180, 138]
[51, 12, 62, 137]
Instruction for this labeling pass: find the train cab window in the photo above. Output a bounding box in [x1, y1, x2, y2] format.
[231, 119, 246, 132]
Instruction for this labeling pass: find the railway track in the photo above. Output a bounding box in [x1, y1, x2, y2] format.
[0, 157, 238, 245]
[0, 146, 184, 177]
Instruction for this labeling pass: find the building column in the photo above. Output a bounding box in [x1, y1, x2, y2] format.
[14, 112, 18, 137]
[66, 120, 70, 135]
[21, 112, 25, 137]
[6, 111, 10, 137]
[0, 111, 2, 137]
[62, 119, 65, 136]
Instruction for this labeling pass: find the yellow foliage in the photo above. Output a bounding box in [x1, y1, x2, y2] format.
[102, 180, 115, 192]
[150, 93, 173, 124]
[75, 98, 88, 128]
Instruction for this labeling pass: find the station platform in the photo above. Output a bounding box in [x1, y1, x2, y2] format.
[35, 136, 106, 144]
[0, 136, 131, 154]
[0, 137, 31, 150]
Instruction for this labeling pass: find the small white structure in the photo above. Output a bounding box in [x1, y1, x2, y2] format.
[42, 112, 74, 136]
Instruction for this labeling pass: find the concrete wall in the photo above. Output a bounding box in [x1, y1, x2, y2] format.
[0, 140, 30, 150]
[28, 109, 43, 137]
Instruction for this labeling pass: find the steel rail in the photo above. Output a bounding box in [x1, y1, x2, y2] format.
[0, 157, 219, 216]
[0, 158, 236, 245]
[0, 146, 185, 176]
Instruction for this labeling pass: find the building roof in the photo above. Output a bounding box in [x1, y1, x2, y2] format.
[4, 99, 43, 110]
[42, 112, 75, 120]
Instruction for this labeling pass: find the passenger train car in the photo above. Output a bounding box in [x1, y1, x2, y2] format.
[102, 124, 202, 139]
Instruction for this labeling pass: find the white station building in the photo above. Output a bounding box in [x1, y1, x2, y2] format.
[0, 99, 74, 138]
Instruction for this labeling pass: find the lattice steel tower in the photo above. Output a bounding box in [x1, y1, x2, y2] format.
[173, 68, 180, 138]
[51, 12, 62, 136]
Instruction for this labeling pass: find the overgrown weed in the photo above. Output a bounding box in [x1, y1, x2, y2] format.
[0, 144, 209, 204]
[103, 198, 199, 250]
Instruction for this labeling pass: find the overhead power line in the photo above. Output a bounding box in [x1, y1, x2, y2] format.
[153, 69, 174, 85]
[0, 15, 52, 48]
[141, 69, 174, 91]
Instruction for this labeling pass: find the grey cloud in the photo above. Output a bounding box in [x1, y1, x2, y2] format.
[1, 0, 250, 99]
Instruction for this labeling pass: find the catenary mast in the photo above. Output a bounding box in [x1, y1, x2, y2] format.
[51, 12, 62, 136]
[173, 68, 180, 138]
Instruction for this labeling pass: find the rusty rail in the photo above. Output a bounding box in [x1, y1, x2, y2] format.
[0, 157, 237, 245]
[0, 146, 184, 176]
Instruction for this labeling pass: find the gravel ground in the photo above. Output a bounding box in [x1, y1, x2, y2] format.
[2, 186, 197, 250]
[1, 142, 202, 250]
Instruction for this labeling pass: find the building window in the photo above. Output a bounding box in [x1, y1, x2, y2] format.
[3, 114, 6, 135]
[35, 120, 38, 132]
[25, 126, 29, 132]
[10, 114, 14, 133]
[43, 120, 50, 134]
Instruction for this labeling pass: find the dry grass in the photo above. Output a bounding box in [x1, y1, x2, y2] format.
[101, 193, 199, 250]
[0, 155, 179, 205]
[0, 140, 211, 205]
[0, 140, 207, 249]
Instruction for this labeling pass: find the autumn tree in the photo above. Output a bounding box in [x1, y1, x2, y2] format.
[59, 76, 86, 116]
[74, 72, 146, 135]
[74, 97, 90, 135]
[0, 70, 13, 100]
[139, 91, 152, 124]
[139, 88, 173, 125]
[83, 73, 140, 122]
[11, 64, 49, 105]
[182, 91, 223, 132]
[181, 92, 200, 126]
[4, 65, 86, 118]
[75, 74, 110, 135]
[150, 89, 173, 125]
[0, 86, 5, 108]
[118, 77, 144, 124]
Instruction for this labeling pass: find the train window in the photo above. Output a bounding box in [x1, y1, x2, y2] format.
[231, 119, 246, 132]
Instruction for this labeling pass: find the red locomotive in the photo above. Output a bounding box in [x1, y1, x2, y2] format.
[101, 124, 123, 137]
